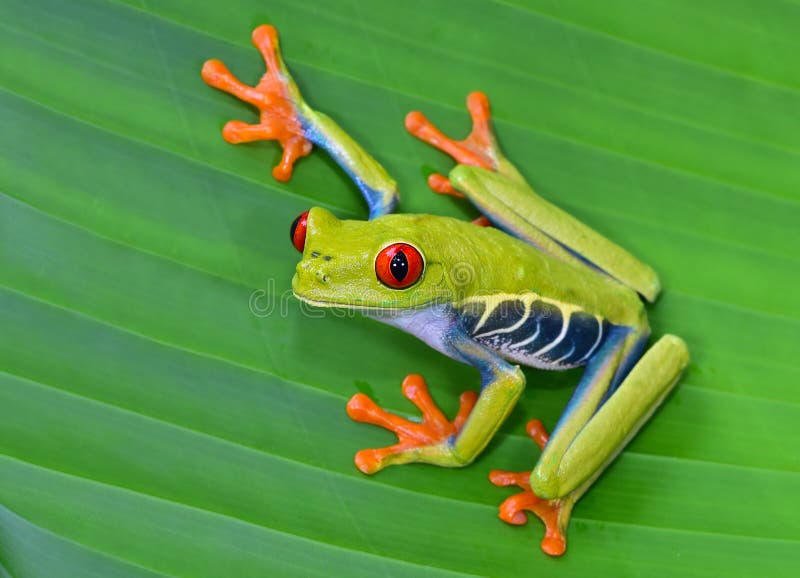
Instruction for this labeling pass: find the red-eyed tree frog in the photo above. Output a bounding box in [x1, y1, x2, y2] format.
[202, 26, 690, 557]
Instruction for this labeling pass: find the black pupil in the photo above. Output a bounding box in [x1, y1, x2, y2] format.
[390, 251, 408, 282]
[290, 214, 301, 242]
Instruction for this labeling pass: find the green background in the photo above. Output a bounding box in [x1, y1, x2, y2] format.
[2, 0, 799, 576]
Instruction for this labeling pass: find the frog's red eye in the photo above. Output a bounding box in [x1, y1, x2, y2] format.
[375, 243, 424, 289]
[290, 210, 309, 252]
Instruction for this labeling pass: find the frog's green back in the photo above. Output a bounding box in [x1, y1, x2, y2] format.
[434, 217, 646, 328]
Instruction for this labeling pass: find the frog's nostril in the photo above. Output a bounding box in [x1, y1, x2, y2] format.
[297, 260, 330, 284]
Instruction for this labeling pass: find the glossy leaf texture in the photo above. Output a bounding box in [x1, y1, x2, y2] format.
[2, 1, 800, 576]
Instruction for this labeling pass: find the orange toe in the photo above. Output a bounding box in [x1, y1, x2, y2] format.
[525, 419, 550, 450]
[490, 468, 567, 557]
[489, 419, 567, 557]
[427, 173, 464, 198]
[201, 26, 313, 182]
[347, 375, 477, 474]
[405, 91, 499, 171]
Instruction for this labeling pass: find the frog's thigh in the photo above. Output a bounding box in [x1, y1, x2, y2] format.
[531, 335, 689, 499]
[449, 166, 576, 264]
[450, 165, 661, 302]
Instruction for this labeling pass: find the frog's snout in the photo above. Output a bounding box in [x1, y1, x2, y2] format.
[296, 254, 333, 285]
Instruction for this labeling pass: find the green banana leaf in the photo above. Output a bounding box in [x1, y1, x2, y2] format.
[2, 0, 799, 576]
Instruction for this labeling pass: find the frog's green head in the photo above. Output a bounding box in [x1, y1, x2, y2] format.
[290, 207, 476, 310]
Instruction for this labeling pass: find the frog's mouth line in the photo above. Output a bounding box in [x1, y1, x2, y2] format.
[292, 290, 437, 312]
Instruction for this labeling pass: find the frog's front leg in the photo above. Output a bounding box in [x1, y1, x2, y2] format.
[347, 330, 525, 473]
[491, 328, 689, 556]
[202, 25, 398, 218]
[346, 374, 478, 474]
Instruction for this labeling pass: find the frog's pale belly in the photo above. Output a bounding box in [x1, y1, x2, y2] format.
[455, 294, 610, 370]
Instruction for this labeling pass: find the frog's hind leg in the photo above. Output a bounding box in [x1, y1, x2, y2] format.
[489, 420, 572, 556]
[405, 92, 527, 195]
[404, 94, 600, 257]
[406, 94, 661, 301]
[491, 332, 689, 556]
[533, 334, 688, 499]
[405, 93, 522, 228]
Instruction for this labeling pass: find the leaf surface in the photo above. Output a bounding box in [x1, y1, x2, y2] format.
[2, 0, 799, 576]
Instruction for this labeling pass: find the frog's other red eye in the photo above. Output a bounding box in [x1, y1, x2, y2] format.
[290, 210, 309, 252]
[375, 243, 424, 289]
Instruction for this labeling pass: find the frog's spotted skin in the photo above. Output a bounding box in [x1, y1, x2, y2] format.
[454, 293, 609, 370]
[202, 27, 690, 558]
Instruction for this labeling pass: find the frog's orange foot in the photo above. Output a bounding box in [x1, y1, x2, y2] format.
[346, 374, 478, 474]
[489, 419, 567, 557]
[405, 91, 500, 195]
[426, 174, 491, 227]
[201, 25, 313, 182]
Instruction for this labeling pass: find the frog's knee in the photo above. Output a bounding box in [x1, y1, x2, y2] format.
[448, 164, 485, 194]
[529, 464, 562, 500]
[661, 334, 690, 366]
[447, 446, 476, 468]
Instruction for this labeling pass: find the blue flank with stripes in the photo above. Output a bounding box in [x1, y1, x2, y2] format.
[456, 297, 609, 369]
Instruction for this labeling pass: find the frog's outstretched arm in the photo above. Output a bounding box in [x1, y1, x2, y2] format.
[491, 329, 689, 556]
[406, 95, 661, 302]
[201, 25, 398, 218]
[347, 326, 526, 473]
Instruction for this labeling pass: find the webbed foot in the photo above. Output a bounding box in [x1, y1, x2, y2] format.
[405, 92, 503, 195]
[201, 25, 313, 181]
[346, 374, 478, 474]
[489, 419, 570, 557]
